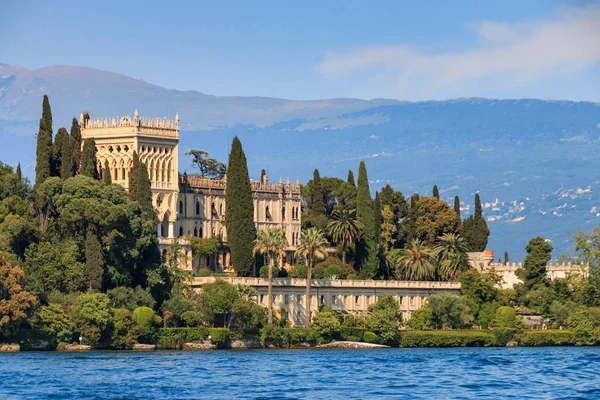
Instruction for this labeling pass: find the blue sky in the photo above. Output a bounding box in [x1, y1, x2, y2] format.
[1, 0, 599, 101]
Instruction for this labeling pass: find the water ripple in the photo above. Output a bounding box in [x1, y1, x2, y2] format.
[2, 347, 600, 399]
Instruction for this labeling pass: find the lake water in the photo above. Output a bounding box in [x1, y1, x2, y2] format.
[1, 347, 599, 399]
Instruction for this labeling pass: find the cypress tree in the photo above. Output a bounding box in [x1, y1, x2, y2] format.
[454, 195, 460, 218]
[81, 138, 98, 179]
[35, 95, 53, 188]
[136, 163, 153, 215]
[129, 151, 140, 201]
[103, 159, 112, 184]
[504, 251, 509, 265]
[347, 170, 355, 187]
[356, 161, 374, 239]
[312, 169, 324, 216]
[85, 230, 104, 290]
[225, 137, 256, 276]
[60, 134, 73, 180]
[374, 191, 382, 242]
[260, 169, 266, 181]
[16, 162, 22, 181]
[406, 193, 420, 242]
[518, 236, 552, 290]
[70, 118, 82, 174]
[463, 193, 490, 251]
[53, 127, 69, 178]
[433, 185, 439, 199]
[474, 193, 483, 219]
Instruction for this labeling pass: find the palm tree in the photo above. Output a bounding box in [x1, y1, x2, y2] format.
[434, 233, 470, 280]
[295, 228, 328, 328]
[326, 209, 363, 264]
[253, 228, 288, 325]
[388, 239, 436, 281]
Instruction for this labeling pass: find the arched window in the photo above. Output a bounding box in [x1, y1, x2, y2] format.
[282, 206, 286, 221]
[199, 227, 203, 238]
[196, 201, 200, 215]
[179, 200, 183, 214]
[265, 206, 271, 220]
[179, 226, 183, 237]
[193, 227, 198, 237]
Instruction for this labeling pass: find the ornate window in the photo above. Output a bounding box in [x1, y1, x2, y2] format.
[196, 201, 200, 215]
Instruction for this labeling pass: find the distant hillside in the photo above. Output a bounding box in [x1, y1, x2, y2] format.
[1, 63, 599, 260]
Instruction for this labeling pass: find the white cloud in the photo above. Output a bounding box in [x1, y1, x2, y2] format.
[316, 6, 600, 99]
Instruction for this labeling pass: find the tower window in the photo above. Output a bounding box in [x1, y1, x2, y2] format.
[179, 200, 183, 214]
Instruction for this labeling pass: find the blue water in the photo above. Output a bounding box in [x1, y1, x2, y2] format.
[1, 347, 600, 399]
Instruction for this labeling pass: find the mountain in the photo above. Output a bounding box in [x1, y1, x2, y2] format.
[1, 63, 600, 260]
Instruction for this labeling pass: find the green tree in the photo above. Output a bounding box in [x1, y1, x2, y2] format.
[311, 169, 325, 216]
[347, 170, 355, 186]
[434, 233, 470, 280]
[504, 251, 509, 265]
[74, 292, 112, 347]
[408, 307, 432, 330]
[225, 137, 256, 276]
[312, 306, 341, 337]
[135, 163, 153, 215]
[60, 131, 74, 180]
[53, 127, 69, 178]
[427, 293, 473, 329]
[517, 236, 553, 291]
[85, 231, 104, 290]
[566, 309, 599, 345]
[373, 191, 382, 242]
[37, 303, 74, 345]
[253, 228, 288, 325]
[103, 160, 112, 184]
[380, 205, 397, 251]
[128, 151, 140, 202]
[388, 239, 435, 280]
[491, 306, 519, 329]
[463, 193, 490, 251]
[414, 196, 461, 246]
[185, 149, 226, 179]
[70, 118, 82, 175]
[367, 294, 402, 344]
[356, 161, 374, 239]
[453, 196, 460, 218]
[35, 95, 54, 188]
[432, 185, 439, 199]
[197, 280, 240, 327]
[295, 227, 328, 328]
[326, 209, 362, 264]
[80, 138, 98, 179]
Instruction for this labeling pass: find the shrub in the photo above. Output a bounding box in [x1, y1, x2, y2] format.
[288, 264, 307, 279]
[408, 307, 432, 330]
[110, 308, 135, 350]
[367, 294, 401, 345]
[197, 268, 211, 277]
[491, 306, 519, 329]
[231, 299, 266, 332]
[209, 328, 231, 348]
[133, 307, 155, 327]
[339, 327, 366, 342]
[312, 306, 341, 337]
[566, 309, 599, 345]
[399, 330, 495, 348]
[259, 265, 276, 278]
[260, 325, 287, 347]
[181, 311, 199, 327]
[156, 327, 209, 349]
[161, 294, 195, 327]
[284, 328, 321, 346]
[313, 257, 355, 279]
[37, 304, 74, 346]
[363, 331, 380, 344]
[347, 274, 358, 280]
[516, 330, 577, 346]
[427, 294, 473, 329]
[492, 328, 516, 346]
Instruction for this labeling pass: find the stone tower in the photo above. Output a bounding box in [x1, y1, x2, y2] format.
[80, 110, 180, 238]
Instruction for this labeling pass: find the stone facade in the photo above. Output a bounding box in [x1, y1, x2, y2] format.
[80, 110, 301, 272]
[468, 251, 588, 289]
[178, 174, 302, 272]
[193, 277, 461, 326]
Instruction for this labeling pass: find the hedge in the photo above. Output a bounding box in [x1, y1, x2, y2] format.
[363, 331, 380, 344]
[516, 330, 577, 346]
[399, 330, 495, 347]
[157, 328, 209, 349]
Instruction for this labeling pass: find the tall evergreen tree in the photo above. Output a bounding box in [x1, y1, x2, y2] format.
[517, 236, 552, 291]
[406, 193, 420, 242]
[463, 193, 490, 251]
[85, 230, 104, 290]
[81, 138, 98, 179]
[504, 251, 509, 265]
[356, 161, 374, 239]
[16, 162, 22, 181]
[347, 170, 355, 187]
[374, 191, 382, 242]
[454, 195, 461, 217]
[35, 95, 53, 188]
[312, 169, 325, 216]
[103, 159, 112, 184]
[53, 127, 69, 178]
[70, 118, 82, 174]
[136, 163, 153, 215]
[260, 169, 267, 181]
[128, 151, 140, 201]
[225, 137, 256, 276]
[432, 185, 439, 199]
[60, 133, 73, 180]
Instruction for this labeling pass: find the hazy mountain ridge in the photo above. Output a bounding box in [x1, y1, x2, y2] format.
[1, 63, 600, 260]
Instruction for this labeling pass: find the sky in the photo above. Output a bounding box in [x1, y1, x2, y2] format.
[1, 0, 599, 101]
